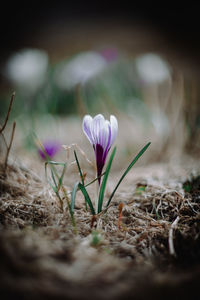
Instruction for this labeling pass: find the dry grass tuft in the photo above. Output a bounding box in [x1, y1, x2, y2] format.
[0, 162, 61, 228]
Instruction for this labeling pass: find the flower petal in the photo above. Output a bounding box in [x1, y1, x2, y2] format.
[95, 143, 104, 182]
[91, 114, 105, 145]
[110, 115, 118, 147]
[82, 115, 94, 145]
[98, 119, 109, 150]
[38, 140, 61, 160]
[102, 121, 111, 163]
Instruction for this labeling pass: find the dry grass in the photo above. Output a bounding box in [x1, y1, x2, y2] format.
[0, 153, 200, 299]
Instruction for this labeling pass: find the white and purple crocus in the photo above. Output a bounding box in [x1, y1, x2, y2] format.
[82, 114, 118, 184]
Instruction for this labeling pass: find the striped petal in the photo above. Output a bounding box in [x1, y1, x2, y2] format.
[91, 114, 105, 145]
[82, 115, 94, 145]
[109, 115, 118, 148]
[100, 120, 110, 150]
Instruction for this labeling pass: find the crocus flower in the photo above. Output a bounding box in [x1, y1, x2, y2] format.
[38, 140, 61, 160]
[82, 114, 118, 183]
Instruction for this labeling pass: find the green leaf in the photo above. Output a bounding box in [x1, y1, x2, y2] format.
[183, 182, 192, 193]
[58, 163, 67, 190]
[44, 161, 68, 210]
[45, 161, 67, 191]
[44, 161, 49, 180]
[71, 181, 79, 215]
[91, 231, 102, 247]
[98, 147, 116, 213]
[46, 161, 66, 166]
[45, 162, 57, 192]
[136, 185, 146, 195]
[78, 183, 95, 215]
[74, 150, 84, 185]
[106, 142, 151, 208]
[51, 168, 58, 190]
[49, 181, 58, 194]
[45, 161, 66, 179]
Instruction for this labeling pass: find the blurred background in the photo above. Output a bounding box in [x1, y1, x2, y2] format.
[0, 2, 200, 171]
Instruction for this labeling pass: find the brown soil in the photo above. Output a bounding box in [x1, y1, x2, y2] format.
[0, 156, 200, 300]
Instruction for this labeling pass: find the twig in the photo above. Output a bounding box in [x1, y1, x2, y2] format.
[4, 121, 16, 172]
[168, 216, 180, 257]
[63, 143, 94, 168]
[0, 92, 15, 134]
[0, 132, 8, 149]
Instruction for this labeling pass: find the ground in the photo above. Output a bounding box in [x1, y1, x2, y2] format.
[0, 139, 200, 299]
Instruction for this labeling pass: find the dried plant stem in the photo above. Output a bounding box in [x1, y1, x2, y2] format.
[168, 216, 180, 257]
[63, 143, 95, 169]
[1, 132, 8, 149]
[4, 121, 16, 172]
[0, 92, 15, 134]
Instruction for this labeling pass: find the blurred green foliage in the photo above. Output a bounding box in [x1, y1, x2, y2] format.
[1, 52, 144, 119]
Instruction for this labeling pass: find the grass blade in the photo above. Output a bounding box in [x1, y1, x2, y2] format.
[45, 162, 57, 192]
[71, 181, 79, 215]
[58, 163, 67, 190]
[45, 161, 67, 210]
[45, 161, 67, 191]
[78, 183, 95, 215]
[44, 158, 77, 231]
[51, 168, 58, 189]
[98, 147, 116, 213]
[74, 150, 84, 184]
[46, 161, 66, 166]
[44, 161, 49, 180]
[106, 142, 151, 208]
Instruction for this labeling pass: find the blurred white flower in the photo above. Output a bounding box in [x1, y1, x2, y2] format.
[135, 53, 170, 84]
[54, 51, 107, 90]
[151, 111, 169, 136]
[5, 49, 48, 92]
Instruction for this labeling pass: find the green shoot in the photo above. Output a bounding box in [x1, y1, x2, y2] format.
[136, 185, 146, 195]
[98, 147, 116, 213]
[78, 183, 95, 215]
[71, 181, 79, 216]
[90, 231, 102, 247]
[74, 150, 84, 185]
[106, 142, 151, 208]
[74, 149, 87, 210]
[45, 161, 67, 209]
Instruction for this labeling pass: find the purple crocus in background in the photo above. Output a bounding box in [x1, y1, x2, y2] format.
[38, 140, 61, 160]
[99, 47, 118, 63]
[82, 114, 118, 183]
